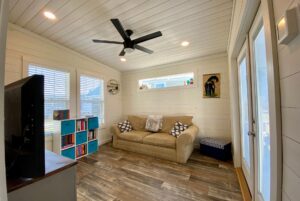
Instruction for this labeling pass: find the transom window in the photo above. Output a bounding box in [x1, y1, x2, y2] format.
[138, 72, 194, 90]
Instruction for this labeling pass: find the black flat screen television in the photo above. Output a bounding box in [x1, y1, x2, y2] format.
[5, 75, 45, 178]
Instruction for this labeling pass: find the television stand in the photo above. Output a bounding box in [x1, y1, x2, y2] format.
[7, 150, 77, 201]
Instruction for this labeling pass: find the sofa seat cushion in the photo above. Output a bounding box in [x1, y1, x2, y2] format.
[143, 133, 176, 149]
[118, 131, 151, 143]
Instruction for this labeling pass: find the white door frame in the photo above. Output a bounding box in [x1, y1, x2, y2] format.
[260, 1, 282, 200]
[0, 0, 9, 201]
[237, 39, 254, 195]
[249, 8, 267, 201]
[228, 1, 282, 201]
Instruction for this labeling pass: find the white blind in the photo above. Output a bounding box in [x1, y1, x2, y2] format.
[28, 64, 70, 134]
[80, 75, 104, 124]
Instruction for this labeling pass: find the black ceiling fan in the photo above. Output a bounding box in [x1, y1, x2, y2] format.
[92, 18, 162, 56]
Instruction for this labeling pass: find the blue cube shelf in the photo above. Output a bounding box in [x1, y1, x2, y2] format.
[53, 117, 99, 160]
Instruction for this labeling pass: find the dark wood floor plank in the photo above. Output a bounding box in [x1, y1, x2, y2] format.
[77, 143, 242, 201]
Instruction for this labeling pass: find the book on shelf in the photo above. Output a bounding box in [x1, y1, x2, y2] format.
[88, 130, 96, 141]
[76, 144, 86, 157]
[76, 119, 86, 131]
[61, 134, 74, 148]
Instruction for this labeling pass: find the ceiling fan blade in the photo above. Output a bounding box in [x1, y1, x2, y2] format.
[133, 31, 162, 44]
[111, 18, 129, 40]
[135, 45, 154, 54]
[92, 39, 123, 44]
[119, 49, 126, 56]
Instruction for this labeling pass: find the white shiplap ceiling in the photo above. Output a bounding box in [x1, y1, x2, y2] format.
[8, 0, 233, 71]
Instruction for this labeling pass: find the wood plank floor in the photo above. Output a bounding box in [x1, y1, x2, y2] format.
[76, 143, 242, 201]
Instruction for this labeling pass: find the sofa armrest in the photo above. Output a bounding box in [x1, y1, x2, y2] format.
[176, 125, 199, 163]
[111, 124, 121, 137]
[112, 124, 121, 147]
[177, 125, 198, 145]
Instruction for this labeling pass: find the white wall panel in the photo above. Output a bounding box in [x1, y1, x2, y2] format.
[282, 164, 300, 201]
[283, 137, 300, 177]
[122, 54, 231, 144]
[282, 108, 300, 143]
[273, 0, 300, 200]
[4, 24, 123, 145]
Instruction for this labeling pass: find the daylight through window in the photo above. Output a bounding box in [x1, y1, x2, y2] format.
[28, 64, 70, 134]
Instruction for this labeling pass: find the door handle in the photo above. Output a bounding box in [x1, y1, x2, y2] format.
[248, 131, 256, 137]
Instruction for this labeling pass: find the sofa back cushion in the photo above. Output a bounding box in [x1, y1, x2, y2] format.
[145, 115, 163, 132]
[161, 116, 193, 133]
[128, 115, 147, 131]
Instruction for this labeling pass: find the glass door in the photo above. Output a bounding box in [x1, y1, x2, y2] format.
[236, 4, 281, 201]
[237, 41, 254, 195]
[249, 7, 272, 201]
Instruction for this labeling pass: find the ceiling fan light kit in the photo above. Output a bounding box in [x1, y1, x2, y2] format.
[124, 47, 134, 53]
[92, 18, 162, 56]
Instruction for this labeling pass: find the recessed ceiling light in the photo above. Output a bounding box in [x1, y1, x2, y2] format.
[44, 11, 56, 20]
[120, 57, 126, 62]
[181, 41, 190, 47]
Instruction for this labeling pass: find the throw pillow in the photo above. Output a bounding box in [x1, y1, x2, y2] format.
[145, 115, 162, 132]
[170, 121, 189, 137]
[118, 120, 133, 133]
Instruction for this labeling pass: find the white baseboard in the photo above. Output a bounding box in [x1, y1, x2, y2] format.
[99, 137, 112, 146]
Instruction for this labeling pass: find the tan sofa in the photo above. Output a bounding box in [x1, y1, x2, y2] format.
[112, 115, 199, 163]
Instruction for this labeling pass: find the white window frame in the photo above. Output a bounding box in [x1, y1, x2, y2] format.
[22, 57, 74, 135]
[22, 57, 76, 115]
[138, 72, 196, 92]
[77, 70, 105, 128]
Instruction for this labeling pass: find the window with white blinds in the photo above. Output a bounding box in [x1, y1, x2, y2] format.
[80, 75, 104, 124]
[28, 64, 70, 134]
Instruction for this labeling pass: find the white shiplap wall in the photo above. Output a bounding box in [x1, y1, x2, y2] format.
[4, 23, 123, 148]
[273, 0, 300, 200]
[122, 54, 231, 145]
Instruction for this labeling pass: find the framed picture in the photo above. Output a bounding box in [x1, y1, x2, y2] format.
[53, 109, 70, 120]
[203, 73, 221, 98]
[107, 79, 120, 95]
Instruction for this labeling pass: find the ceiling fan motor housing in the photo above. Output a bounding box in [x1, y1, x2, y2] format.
[125, 29, 133, 36]
[124, 39, 134, 49]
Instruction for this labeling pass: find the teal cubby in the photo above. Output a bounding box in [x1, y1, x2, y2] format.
[76, 131, 87, 145]
[62, 147, 75, 160]
[88, 140, 98, 154]
[53, 117, 99, 160]
[88, 117, 99, 130]
[61, 120, 75, 135]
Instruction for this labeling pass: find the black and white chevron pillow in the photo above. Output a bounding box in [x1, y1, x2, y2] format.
[170, 121, 188, 137]
[118, 120, 133, 133]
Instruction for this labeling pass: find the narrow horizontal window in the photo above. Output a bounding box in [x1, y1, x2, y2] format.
[138, 72, 194, 90]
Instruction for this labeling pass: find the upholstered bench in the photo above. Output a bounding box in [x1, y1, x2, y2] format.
[199, 137, 232, 161]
